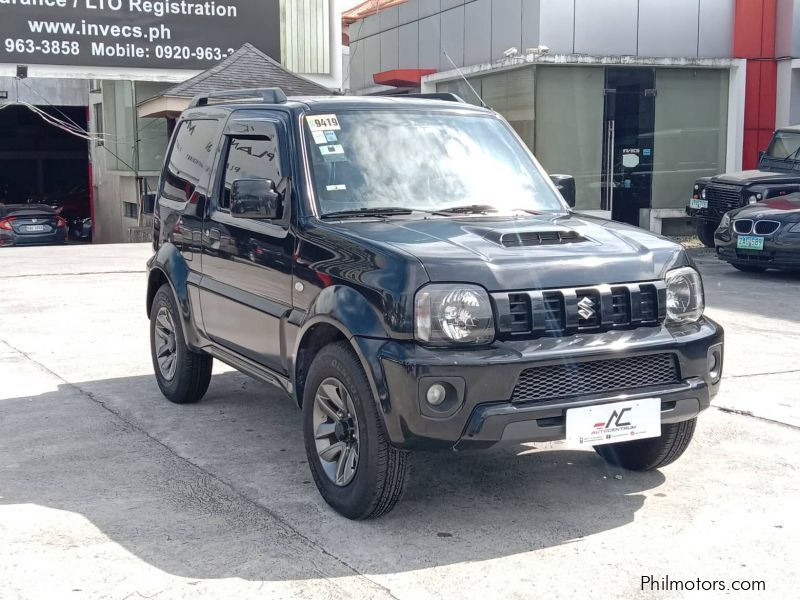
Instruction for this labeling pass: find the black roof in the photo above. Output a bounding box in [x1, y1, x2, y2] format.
[0, 203, 56, 216]
[185, 93, 491, 116]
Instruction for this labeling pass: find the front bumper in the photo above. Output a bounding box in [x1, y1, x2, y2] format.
[354, 318, 723, 450]
[716, 232, 800, 270]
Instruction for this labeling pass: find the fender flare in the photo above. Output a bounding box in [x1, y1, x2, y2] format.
[146, 244, 203, 348]
[290, 285, 394, 410]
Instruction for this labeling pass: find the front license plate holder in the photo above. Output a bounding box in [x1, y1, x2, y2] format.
[566, 398, 662, 448]
[737, 235, 764, 250]
[689, 198, 708, 209]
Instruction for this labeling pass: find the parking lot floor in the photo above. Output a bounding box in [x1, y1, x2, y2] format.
[1, 244, 798, 599]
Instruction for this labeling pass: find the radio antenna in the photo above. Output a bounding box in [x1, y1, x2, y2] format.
[443, 51, 486, 108]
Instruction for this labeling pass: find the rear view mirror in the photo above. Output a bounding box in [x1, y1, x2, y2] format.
[231, 179, 283, 220]
[550, 174, 576, 208]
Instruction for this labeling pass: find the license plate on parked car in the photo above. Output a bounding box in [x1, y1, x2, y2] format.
[689, 198, 708, 209]
[566, 398, 661, 447]
[737, 235, 764, 250]
[22, 225, 47, 232]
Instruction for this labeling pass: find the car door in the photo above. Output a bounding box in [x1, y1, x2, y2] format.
[199, 111, 294, 373]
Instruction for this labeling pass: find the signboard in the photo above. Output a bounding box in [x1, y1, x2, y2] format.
[0, 0, 280, 70]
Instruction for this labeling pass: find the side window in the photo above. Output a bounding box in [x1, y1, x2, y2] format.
[161, 119, 219, 203]
[220, 131, 282, 211]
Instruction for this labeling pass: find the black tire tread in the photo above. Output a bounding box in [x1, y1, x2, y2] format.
[150, 284, 213, 404]
[595, 418, 696, 471]
[304, 341, 409, 519]
[696, 221, 716, 248]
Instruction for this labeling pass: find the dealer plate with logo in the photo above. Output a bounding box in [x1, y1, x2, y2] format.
[737, 235, 764, 251]
[22, 225, 47, 232]
[689, 198, 708, 209]
[566, 398, 661, 447]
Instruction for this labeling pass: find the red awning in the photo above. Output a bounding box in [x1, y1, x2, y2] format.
[373, 69, 437, 87]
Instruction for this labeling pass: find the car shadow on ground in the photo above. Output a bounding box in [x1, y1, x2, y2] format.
[1, 370, 668, 582]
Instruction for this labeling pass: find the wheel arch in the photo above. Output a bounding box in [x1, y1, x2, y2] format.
[291, 316, 384, 414]
[146, 244, 203, 349]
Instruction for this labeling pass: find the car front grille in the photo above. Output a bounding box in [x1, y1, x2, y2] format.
[705, 183, 744, 215]
[493, 281, 666, 340]
[511, 353, 681, 403]
[753, 220, 780, 235]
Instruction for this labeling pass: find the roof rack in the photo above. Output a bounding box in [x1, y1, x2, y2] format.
[188, 87, 288, 108]
[389, 92, 466, 103]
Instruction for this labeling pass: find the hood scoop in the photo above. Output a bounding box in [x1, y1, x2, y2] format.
[495, 229, 586, 248]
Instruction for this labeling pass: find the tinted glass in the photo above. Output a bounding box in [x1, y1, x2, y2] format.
[304, 111, 564, 216]
[161, 119, 219, 204]
[220, 133, 282, 210]
[766, 131, 800, 159]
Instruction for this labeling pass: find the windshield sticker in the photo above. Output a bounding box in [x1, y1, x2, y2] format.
[306, 114, 341, 131]
[326, 184, 347, 191]
[324, 130, 338, 143]
[319, 144, 348, 163]
[311, 130, 328, 145]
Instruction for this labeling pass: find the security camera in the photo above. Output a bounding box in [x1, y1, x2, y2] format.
[503, 47, 519, 58]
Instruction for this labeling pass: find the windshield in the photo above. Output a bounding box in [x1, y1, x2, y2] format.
[304, 110, 565, 216]
[766, 131, 800, 159]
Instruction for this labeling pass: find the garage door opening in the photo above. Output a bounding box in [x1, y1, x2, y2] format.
[0, 104, 90, 240]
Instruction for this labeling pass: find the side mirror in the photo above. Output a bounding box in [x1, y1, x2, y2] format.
[550, 174, 576, 208]
[758, 150, 766, 162]
[231, 178, 283, 220]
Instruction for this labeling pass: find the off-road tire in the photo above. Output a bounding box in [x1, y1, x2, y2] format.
[594, 418, 697, 471]
[732, 263, 767, 273]
[149, 284, 213, 404]
[303, 341, 409, 519]
[696, 220, 717, 248]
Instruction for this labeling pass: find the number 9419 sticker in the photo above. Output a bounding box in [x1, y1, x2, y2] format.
[306, 114, 341, 132]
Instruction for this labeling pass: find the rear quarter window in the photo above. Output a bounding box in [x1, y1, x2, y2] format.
[161, 119, 219, 204]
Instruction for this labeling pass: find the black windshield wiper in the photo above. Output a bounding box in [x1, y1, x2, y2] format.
[783, 146, 800, 163]
[320, 207, 415, 220]
[432, 204, 499, 216]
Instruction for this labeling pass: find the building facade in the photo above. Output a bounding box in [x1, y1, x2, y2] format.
[347, 0, 796, 232]
[0, 0, 345, 243]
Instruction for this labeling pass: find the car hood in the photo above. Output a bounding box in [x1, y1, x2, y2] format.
[714, 170, 799, 185]
[730, 196, 800, 222]
[322, 213, 687, 291]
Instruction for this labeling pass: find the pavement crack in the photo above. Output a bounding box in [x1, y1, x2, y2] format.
[0, 270, 146, 279]
[0, 337, 399, 600]
[713, 405, 800, 430]
[725, 369, 800, 379]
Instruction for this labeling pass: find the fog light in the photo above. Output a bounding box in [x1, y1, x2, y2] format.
[426, 383, 447, 406]
[708, 347, 722, 383]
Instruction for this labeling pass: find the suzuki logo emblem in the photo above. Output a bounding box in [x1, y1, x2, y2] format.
[577, 296, 596, 320]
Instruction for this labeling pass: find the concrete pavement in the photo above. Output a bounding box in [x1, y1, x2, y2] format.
[1, 243, 798, 599]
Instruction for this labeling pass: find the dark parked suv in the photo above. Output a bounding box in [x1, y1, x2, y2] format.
[147, 89, 724, 519]
[688, 126, 800, 246]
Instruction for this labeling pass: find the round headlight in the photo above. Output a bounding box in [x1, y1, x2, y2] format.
[415, 284, 495, 345]
[748, 195, 758, 205]
[665, 267, 704, 325]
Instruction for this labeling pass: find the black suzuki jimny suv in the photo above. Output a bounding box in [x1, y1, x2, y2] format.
[147, 89, 724, 519]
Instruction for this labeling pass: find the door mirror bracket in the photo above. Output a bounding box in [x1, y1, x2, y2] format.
[231, 178, 283, 220]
